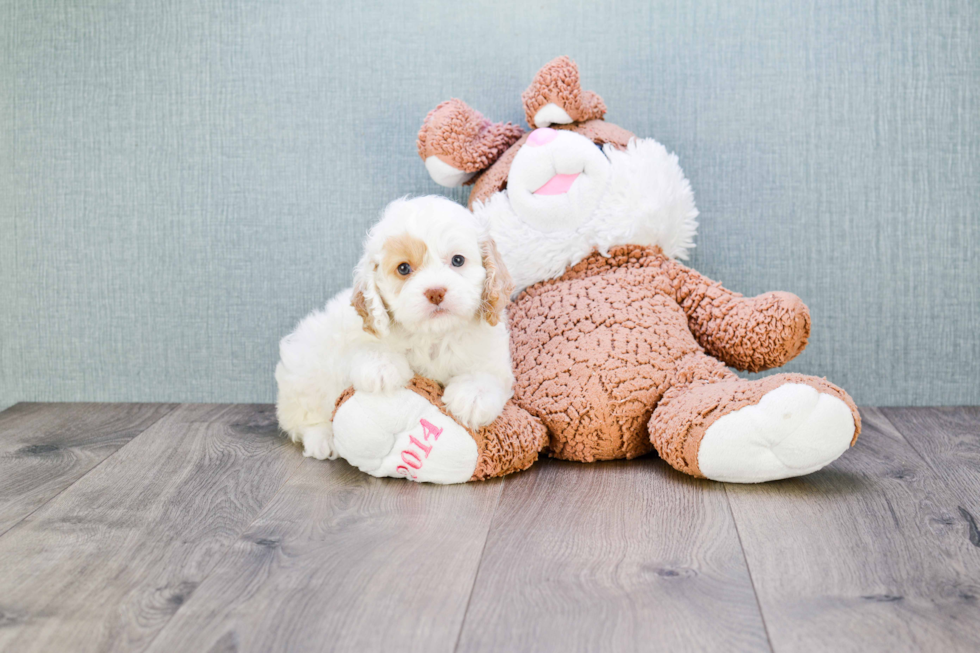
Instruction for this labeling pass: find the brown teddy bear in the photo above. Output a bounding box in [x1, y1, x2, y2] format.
[331, 56, 860, 484]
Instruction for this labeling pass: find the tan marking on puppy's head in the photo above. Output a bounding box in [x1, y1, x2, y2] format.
[380, 233, 428, 293]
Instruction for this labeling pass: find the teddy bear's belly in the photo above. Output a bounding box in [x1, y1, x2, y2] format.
[509, 270, 721, 462]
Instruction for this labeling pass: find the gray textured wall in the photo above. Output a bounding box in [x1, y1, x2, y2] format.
[2, 0, 978, 410]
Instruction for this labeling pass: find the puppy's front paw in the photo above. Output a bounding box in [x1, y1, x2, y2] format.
[350, 351, 413, 394]
[443, 375, 508, 430]
[301, 424, 336, 460]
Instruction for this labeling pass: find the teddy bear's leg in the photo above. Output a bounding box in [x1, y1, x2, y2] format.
[332, 384, 479, 484]
[648, 373, 861, 483]
[331, 377, 548, 484]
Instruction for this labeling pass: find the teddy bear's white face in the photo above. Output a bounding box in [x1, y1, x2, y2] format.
[506, 128, 611, 231]
[475, 133, 699, 295]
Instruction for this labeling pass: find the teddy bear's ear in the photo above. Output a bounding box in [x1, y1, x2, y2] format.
[522, 56, 607, 129]
[417, 99, 524, 188]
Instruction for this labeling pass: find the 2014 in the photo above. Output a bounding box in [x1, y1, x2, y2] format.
[395, 418, 443, 480]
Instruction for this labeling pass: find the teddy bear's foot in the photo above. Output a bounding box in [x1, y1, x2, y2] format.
[697, 383, 855, 482]
[332, 387, 478, 484]
[649, 374, 860, 483]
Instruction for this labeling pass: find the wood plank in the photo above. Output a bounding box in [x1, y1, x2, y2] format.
[881, 407, 980, 522]
[143, 459, 503, 653]
[725, 408, 980, 652]
[455, 458, 771, 653]
[0, 403, 177, 536]
[0, 403, 303, 653]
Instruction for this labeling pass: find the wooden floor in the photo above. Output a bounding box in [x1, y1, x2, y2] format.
[0, 404, 978, 652]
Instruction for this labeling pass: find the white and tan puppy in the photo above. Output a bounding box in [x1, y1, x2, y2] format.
[275, 195, 514, 461]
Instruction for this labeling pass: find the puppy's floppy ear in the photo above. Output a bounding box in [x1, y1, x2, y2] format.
[351, 256, 390, 338]
[479, 236, 514, 327]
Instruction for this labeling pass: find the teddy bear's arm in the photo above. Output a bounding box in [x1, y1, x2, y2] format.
[657, 255, 811, 372]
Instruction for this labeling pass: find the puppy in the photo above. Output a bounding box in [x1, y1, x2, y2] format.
[275, 195, 515, 460]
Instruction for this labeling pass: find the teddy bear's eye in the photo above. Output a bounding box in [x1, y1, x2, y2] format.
[397, 262, 412, 276]
[451, 255, 465, 267]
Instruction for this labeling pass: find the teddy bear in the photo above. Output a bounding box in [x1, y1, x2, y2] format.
[331, 56, 861, 484]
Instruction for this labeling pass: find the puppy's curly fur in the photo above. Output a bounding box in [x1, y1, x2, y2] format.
[275, 196, 515, 460]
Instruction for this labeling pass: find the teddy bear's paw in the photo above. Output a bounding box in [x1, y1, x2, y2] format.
[697, 383, 855, 483]
[332, 388, 478, 484]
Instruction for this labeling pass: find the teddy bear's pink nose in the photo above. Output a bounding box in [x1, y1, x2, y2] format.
[526, 128, 558, 147]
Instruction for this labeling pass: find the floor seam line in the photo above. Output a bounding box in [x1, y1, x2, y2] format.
[0, 403, 180, 541]
[724, 484, 776, 653]
[452, 481, 505, 653]
[876, 407, 945, 479]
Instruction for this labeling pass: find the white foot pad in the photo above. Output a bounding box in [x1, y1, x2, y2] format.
[332, 389, 478, 484]
[698, 383, 855, 483]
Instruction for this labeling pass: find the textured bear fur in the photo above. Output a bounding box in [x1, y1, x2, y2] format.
[332, 56, 860, 484]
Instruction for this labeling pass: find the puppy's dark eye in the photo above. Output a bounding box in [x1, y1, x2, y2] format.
[451, 255, 465, 267]
[397, 262, 411, 276]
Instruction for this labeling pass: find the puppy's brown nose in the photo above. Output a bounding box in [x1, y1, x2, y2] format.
[424, 287, 447, 305]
